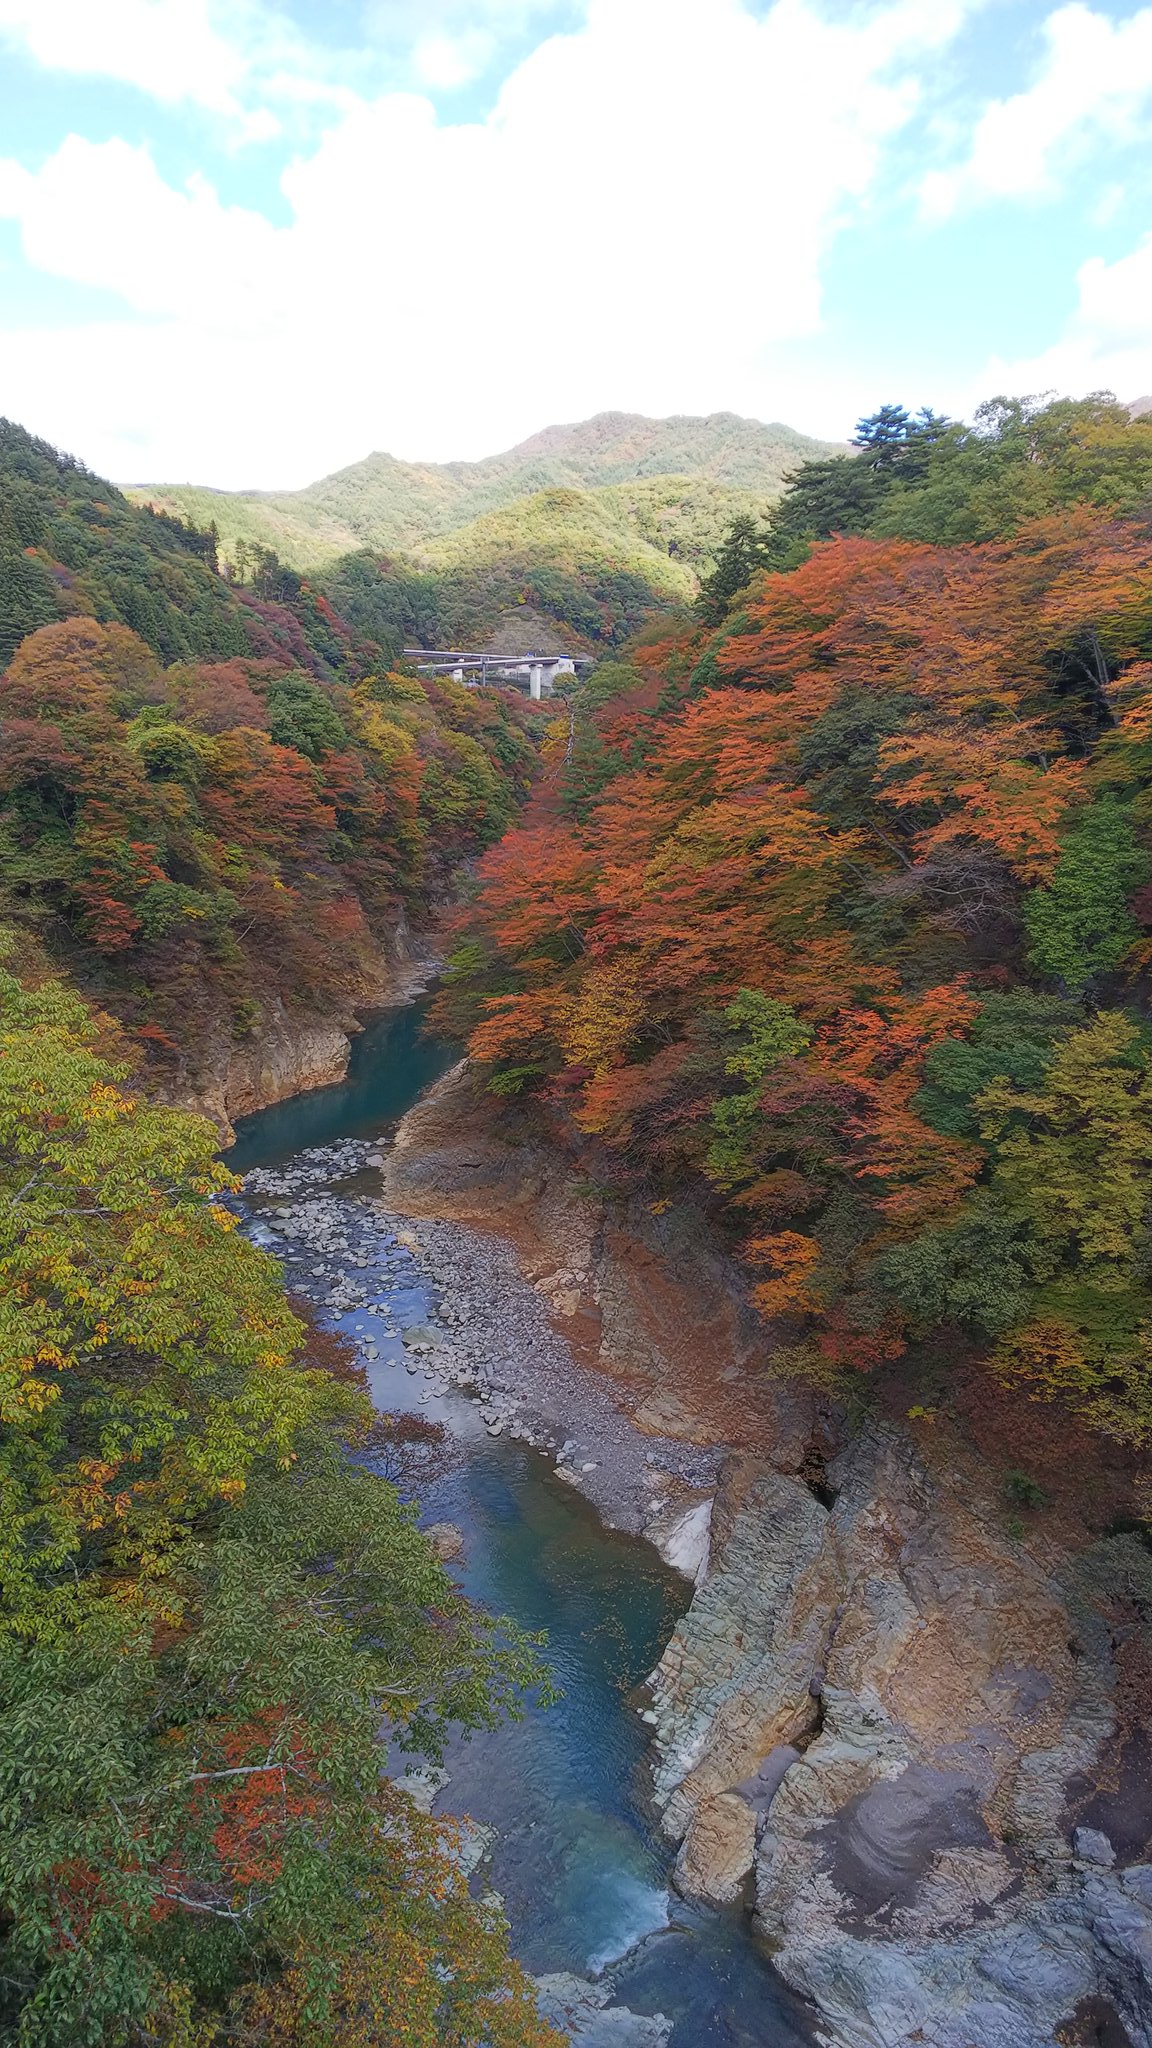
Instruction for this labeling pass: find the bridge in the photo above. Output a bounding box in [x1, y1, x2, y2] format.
[403, 648, 593, 699]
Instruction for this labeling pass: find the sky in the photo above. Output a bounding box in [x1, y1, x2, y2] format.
[0, 0, 1150, 487]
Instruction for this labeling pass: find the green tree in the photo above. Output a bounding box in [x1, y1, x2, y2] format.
[695, 514, 776, 627]
[1024, 797, 1150, 990]
[914, 990, 1083, 1139]
[0, 542, 60, 667]
[0, 957, 553, 2044]
[265, 673, 347, 760]
[975, 1013, 1152, 1442]
[978, 1012, 1152, 1273]
[705, 990, 811, 1189]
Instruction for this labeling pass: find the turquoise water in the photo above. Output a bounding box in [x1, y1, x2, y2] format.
[229, 1003, 816, 2046]
[229, 999, 457, 1168]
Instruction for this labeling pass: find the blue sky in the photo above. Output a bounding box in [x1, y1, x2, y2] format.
[0, 0, 1150, 487]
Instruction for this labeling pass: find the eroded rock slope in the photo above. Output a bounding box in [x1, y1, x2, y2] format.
[382, 1060, 1152, 2048]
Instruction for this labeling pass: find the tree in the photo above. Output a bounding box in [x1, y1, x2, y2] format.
[913, 990, 1082, 1138]
[265, 671, 347, 760]
[695, 514, 776, 626]
[976, 1014, 1152, 1442]
[853, 405, 952, 476]
[444, 490, 1152, 1407]
[704, 991, 811, 1189]
[1023, 796, 1150, 989]
[853, 404, 913, 465]
[0, 955, 555, 2043]
[0, 538, 60, 666]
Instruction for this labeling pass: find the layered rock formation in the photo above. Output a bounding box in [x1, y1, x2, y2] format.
[650, 1437, 1152, 2046]
[381, 1060, 1152, 2048]
[168, 915, 437, 1141]
[532, 1974, 671, 2047]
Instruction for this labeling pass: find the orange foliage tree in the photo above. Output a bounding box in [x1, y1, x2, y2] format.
[440, 513, 1152, 1430]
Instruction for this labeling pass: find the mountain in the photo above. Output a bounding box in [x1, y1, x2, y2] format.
[126, 411, 845, 574]
[0, 412, 536, 1094]
[0, 414, 392, 676]
[315, 474, 781, 659]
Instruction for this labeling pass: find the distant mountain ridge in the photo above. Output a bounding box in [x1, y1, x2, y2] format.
[127, 410, 846, 575]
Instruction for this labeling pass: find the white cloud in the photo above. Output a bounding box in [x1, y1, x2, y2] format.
[922, 2, 1152, 218]
[0, 138, 285, 316]
[0, 0, 249, 113]
[0, 0, 355, 132]
[0, 0, 973, 486]
[958, 230, 1152, 415]
[0, 0, 578, 124]
[412, 31, 496, 90]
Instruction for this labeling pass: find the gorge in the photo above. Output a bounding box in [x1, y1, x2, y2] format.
[3, 394, 1152, 2048]
[226, 998, 1152, 2048]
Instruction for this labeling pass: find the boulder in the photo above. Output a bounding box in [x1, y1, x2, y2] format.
[673, 1789, 757, 1905]
[531, 1973, 671, 2047]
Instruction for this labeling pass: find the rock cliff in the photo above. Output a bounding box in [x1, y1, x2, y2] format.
[381, 1060, 1152, 2048]
[165, 916, 438, 1142]
[652, 1437, 1152, 2046]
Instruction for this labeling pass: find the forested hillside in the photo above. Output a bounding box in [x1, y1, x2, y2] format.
[126, 412, 843, 657]
[130, 411, 841, 567]
[745, 393, 1152, 566]
[0, 420, 535, 1085]
[442, 393, 1152, 1459]
[0, 420, 565, 2042]
[315, 477, 760, 660]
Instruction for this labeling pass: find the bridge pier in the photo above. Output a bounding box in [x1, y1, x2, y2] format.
[403, 648, 586, 696]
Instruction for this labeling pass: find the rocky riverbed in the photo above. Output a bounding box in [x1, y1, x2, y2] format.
[241, 1138, 723, 1578]
[236, 1135, 734, 2047]
[230, 1045, 1152, 2048]
[366, 1059, 1152, 2048]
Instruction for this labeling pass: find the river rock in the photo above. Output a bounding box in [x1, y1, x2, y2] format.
[673, 1788, 757, 1904]
[531, 1973, 671, 2046]
[649, 1423, 1152, 2047]
[1073, 1826, 1117, 1868]
[424, 1522, 465, 1562]
[453, 1817, 496, 1877]
[394, 1764, 448, 1814]
[648, 1494, 712, 1584]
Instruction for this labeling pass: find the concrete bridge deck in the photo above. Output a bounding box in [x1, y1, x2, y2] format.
[403, 647, 593, 698]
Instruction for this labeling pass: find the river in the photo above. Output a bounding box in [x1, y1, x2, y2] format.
[229, 1001, 817, 2047]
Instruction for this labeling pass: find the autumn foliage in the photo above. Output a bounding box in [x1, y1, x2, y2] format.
[0, 616, 534, 1070]
[0, 963, 555, 2044]
[444, 508, 1152, 1443]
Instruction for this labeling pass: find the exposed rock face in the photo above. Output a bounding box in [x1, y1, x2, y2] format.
[531, 1973, 671, 2046]
[673, 1788, 758, 1905]
[165, 917, 437, 1141]
[651, 1464, 830, 1842]
[381, 1060, 824, 1459]
[381, 1060, 1152, 2048]
[193, 1003, 354, 1139]
[653, 1496, 713, 1583]
[650, 1428, 1152, 2046]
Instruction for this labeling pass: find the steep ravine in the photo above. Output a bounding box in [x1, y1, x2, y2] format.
[380, 1059, 1152, 2048]
[167, 914, 439, 1142]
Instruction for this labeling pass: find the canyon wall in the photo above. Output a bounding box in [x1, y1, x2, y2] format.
[166, 915, 438, 1142]
[382, 1059, 1152, 2048]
